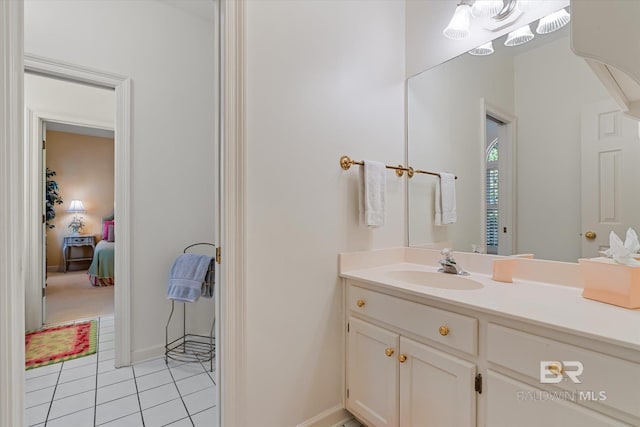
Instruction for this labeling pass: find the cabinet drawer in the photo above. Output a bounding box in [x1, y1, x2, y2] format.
[348, 284, 477, 355]
[69, 237, 91, 244]
[487, 323, 640, 418]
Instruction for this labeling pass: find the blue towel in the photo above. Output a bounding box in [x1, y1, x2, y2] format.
[167, 253, 213, 302]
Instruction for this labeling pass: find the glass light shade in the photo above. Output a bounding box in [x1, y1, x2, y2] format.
[468, 41, 495, 56]
[471, 0, 504, 18]
[516, 0, 536, 12]
[68, 199, 85, 213]
[536, 9, 570, 34]
[443, 4, 472, 40]
[504, 25, 534, 46]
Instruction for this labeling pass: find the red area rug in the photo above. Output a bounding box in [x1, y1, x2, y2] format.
[25, 320, 97, 370]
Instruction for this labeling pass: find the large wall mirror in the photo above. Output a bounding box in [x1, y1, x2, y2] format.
[408, 7, 640, 263]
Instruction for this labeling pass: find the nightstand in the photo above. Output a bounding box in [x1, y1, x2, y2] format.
[62, 235, 95, 272]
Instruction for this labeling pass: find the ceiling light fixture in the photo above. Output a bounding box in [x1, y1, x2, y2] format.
[444, 0, 520, 41]
[444, 1, 571, 53]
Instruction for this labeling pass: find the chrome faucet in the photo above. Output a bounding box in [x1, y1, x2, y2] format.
[438, 249, 469, 276]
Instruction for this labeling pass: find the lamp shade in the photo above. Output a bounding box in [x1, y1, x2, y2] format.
[536, 9, 570, 34]
[516, 0, 535, 13]
[471, 0, 503, 18]
[504, 25, 535, 47]
[468, 41, 495, 56]
[68, 199, 85, 213]
[443, 4, 472, 40]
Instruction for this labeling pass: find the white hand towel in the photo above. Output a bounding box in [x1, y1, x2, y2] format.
[435, 172, 456, 226]
[359, 160, 386, 228]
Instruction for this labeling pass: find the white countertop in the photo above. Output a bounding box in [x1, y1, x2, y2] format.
[341, 261, 640, 352]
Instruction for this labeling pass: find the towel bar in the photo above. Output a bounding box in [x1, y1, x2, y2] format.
[339, 155, 457, 179]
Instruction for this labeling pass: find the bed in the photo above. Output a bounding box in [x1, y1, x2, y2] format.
[88, 214, 115, 287]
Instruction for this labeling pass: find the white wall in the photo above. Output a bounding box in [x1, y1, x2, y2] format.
[244, 0, 405, 425]
[24, 0, 217, 360]
[514, 35, 610, 261]
[407, 48, 514, 250]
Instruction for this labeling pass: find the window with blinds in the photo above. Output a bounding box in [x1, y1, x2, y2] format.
[486, 141, 499, 254]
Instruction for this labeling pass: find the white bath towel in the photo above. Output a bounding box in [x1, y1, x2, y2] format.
[359, 160, 386, 228]
[435, 172, 456, 226]
[167, 253, 213, 303]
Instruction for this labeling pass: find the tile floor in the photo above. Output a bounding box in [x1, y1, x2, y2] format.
[25, 315, 217, 427]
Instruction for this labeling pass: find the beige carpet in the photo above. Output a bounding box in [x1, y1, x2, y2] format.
[45, 271, 114, 325]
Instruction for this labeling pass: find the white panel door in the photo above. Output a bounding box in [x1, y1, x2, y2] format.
[399, 337, 476, 427]
[581, 99, 640, 257]
[347, 317, 399, 427]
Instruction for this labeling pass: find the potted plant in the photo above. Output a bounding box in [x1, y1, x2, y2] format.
[45, 168, 63, 229]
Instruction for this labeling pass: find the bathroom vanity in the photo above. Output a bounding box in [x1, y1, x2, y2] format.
[340, 248, 640, 427]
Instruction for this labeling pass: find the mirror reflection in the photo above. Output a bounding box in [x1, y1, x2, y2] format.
[408, 18, 640, 263]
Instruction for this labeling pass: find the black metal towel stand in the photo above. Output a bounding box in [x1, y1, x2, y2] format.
[165, 243, 216, 372]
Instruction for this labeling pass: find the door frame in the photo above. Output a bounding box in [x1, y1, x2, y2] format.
[25, 108, 114, 330]
[24, 54, 132, 368]
[480, 99, 517, 255]
[0, 2, 25, 426]
[220, 0, 248, 425]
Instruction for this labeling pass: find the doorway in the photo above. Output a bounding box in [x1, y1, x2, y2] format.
[25, 71, 116, 327]
[481, 101, 516, 256]
[44, 120, 115, 325]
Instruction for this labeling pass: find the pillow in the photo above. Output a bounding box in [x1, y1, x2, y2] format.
[107, 224, 115, 242]
[102, 220, 114, 240]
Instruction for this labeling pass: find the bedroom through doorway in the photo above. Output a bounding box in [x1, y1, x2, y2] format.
[25, 72, 116, 326]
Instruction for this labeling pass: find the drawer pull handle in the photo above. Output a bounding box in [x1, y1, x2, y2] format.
[385, 348, 394, 357]
[398, 354, 407, 363]
[439, 326, 450, 336]
[546, 362, 563, 375]
[356, 299, 365, 308]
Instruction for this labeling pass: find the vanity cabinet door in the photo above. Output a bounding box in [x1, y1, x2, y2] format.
[347, 317, 399, 427]
[399, 337, 476, 427]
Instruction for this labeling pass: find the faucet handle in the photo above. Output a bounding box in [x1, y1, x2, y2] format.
[441, 248, 453, 258]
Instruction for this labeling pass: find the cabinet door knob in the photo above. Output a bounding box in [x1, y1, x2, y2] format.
[356, 299, 365, 308]
[584, 231, 596, 240]
[439, 325, 450, 336]
[398, 354, 407, 363]
[385, 348, 394, 357]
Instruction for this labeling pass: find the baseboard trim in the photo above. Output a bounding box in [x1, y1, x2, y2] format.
[297, 405, 352, 427]
[47, 265, 59, 272]
[130, 344, 165, 366]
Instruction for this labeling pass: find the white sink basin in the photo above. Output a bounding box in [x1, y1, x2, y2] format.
[385, 270, 484, 290]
